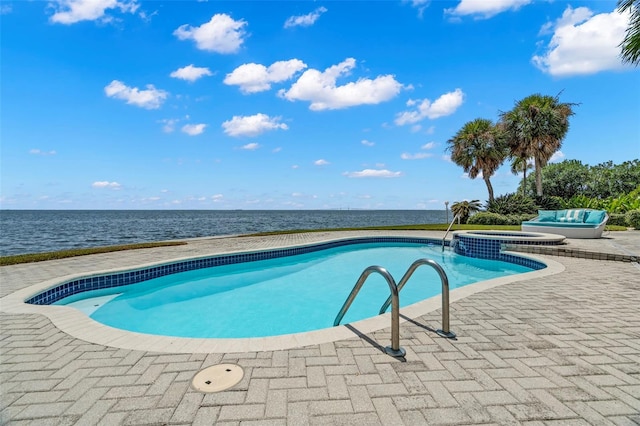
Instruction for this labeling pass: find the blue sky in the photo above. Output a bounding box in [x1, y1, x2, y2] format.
[1, 0, 639, 210]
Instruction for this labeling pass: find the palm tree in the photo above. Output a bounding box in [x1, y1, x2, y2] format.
[499, 94, 576, 197]
[446, 118, 508, 204]
[619, 0, 640, 65]
[510, 156, 534, 196]
[451, 200, 482, 224]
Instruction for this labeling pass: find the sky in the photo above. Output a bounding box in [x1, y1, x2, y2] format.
[1, 0, 639, 210]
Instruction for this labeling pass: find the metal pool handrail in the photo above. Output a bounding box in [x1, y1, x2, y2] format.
[442, 214, 460, 251]
[333, 266, 406, 358]
[378, 258, 456, 339]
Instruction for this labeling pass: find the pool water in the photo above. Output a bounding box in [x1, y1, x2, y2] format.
[56, 243, 533, 338]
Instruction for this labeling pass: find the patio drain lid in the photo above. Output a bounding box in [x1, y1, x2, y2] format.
[192, 364, 244, 393]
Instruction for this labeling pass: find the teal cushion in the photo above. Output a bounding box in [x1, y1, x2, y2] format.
[538, 210, 556, 222]
[584, 210, 606, 224]
[557, 209, 585, 223]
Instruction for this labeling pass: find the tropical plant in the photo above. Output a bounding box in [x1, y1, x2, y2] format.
[451, 200, 482, 224]
[510, 156, 534, 196]
[500, 93, 576, 197]
[534, 195, 565, 210]
[619, 0, 640, 65]
[446, 118, 509, 203]
[486, 192, 536, 215]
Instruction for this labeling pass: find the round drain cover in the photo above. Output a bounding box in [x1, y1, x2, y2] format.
[192, 364, 244, 393]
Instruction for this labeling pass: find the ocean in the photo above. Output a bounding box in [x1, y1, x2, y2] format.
[0, 210, 447, 257]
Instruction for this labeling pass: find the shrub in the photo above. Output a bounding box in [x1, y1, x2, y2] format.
[467, 212, 536, 226]
[607, 213, 628, 227]
[486, 193, 536, 215]
[534, 195, 565, 210]
[625, 209, 640, 229]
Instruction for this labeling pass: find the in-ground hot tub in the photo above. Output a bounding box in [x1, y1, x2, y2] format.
[451, 230, 565, 260]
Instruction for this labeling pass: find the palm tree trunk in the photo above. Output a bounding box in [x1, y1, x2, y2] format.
[484, 176, 495, 203]
[522, 167, 527, 196]
[535, 156, 544, 196]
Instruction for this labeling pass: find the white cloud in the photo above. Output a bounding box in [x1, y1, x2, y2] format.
[104, 80, 168, 109]
[222, 113, 288, 137]
[241, 143, 260, 150]
[284, 6, 327, 28]
[401, 152, 432, 160]
[212, 194, 223, 201]
[445, 0, 531, 19]
[395, 88, 464, 125]
[1, 4, 12, 14]
[422, 142, 436, 150]
[224, 59, 307, 93]
[170, 65, 213, 82]
[49, 0, 139, 24]
[532, 6, 629, 77]
[404, 0, 429, 18]
[174, 13, 247, 53]
[343, 169, 403, 178]
[181, 123, 206, 136]
[279, 58, 403, 111]
[92, 181, 122, 189]
[314, 159, 330, 166]
[29, 149, 57, 156]
[361, 139, 375, 147]
[159, 118, 178, 133]
[550, 150, 565, 163]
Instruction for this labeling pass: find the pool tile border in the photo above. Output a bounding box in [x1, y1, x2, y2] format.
[26, 237, 444, 306]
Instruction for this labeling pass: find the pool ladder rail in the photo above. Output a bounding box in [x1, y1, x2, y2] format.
[442, 214, 460, 252]
[333, 258, 456, 358]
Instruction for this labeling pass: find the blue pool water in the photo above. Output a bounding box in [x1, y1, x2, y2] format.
[56, 243, 534, 338]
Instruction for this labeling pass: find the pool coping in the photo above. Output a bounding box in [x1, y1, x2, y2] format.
[0, 237, 565, 354]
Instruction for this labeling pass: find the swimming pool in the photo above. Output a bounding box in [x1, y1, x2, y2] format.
[51, 240, 539, 338]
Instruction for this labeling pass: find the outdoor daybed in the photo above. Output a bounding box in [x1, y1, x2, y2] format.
[521, 209, 609, 239]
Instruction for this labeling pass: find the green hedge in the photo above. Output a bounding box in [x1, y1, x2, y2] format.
[468, 212, 536, 226]
[607, 213, 628, 227]
[626, 209, 640, 229]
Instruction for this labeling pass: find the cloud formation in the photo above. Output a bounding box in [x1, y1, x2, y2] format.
[395, 88, 464, 125]
[314, 159, 329, 166]
[181, 123, 206, 136]
[400, 142, 436, 160]
[400, 152, 432, 160]
[170, 65, 213, 82]
[343, 169, 403, 178]
[445, 0, 531, 19]
[279, 58, 403, 111]
[105, 80, 168, 109]
[174, 14, 247, 53]
[224, 60, 307, 93]
[49, 0, 139, 24]
[241, 143, 260, 150]
[29, 149, 57, 156]
[222, 113, 288, 137]
[284, 7, 327, 28]
[532, 6, 629, 76]
[92, 181, 122, 189]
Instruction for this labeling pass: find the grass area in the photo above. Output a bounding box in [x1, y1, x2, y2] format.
[0, 223, 629, 266]
[0, 241, 187, 266]
[245, 223, 522, 236]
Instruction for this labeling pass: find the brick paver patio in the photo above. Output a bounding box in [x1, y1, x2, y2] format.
[1, 230, 639, 425]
